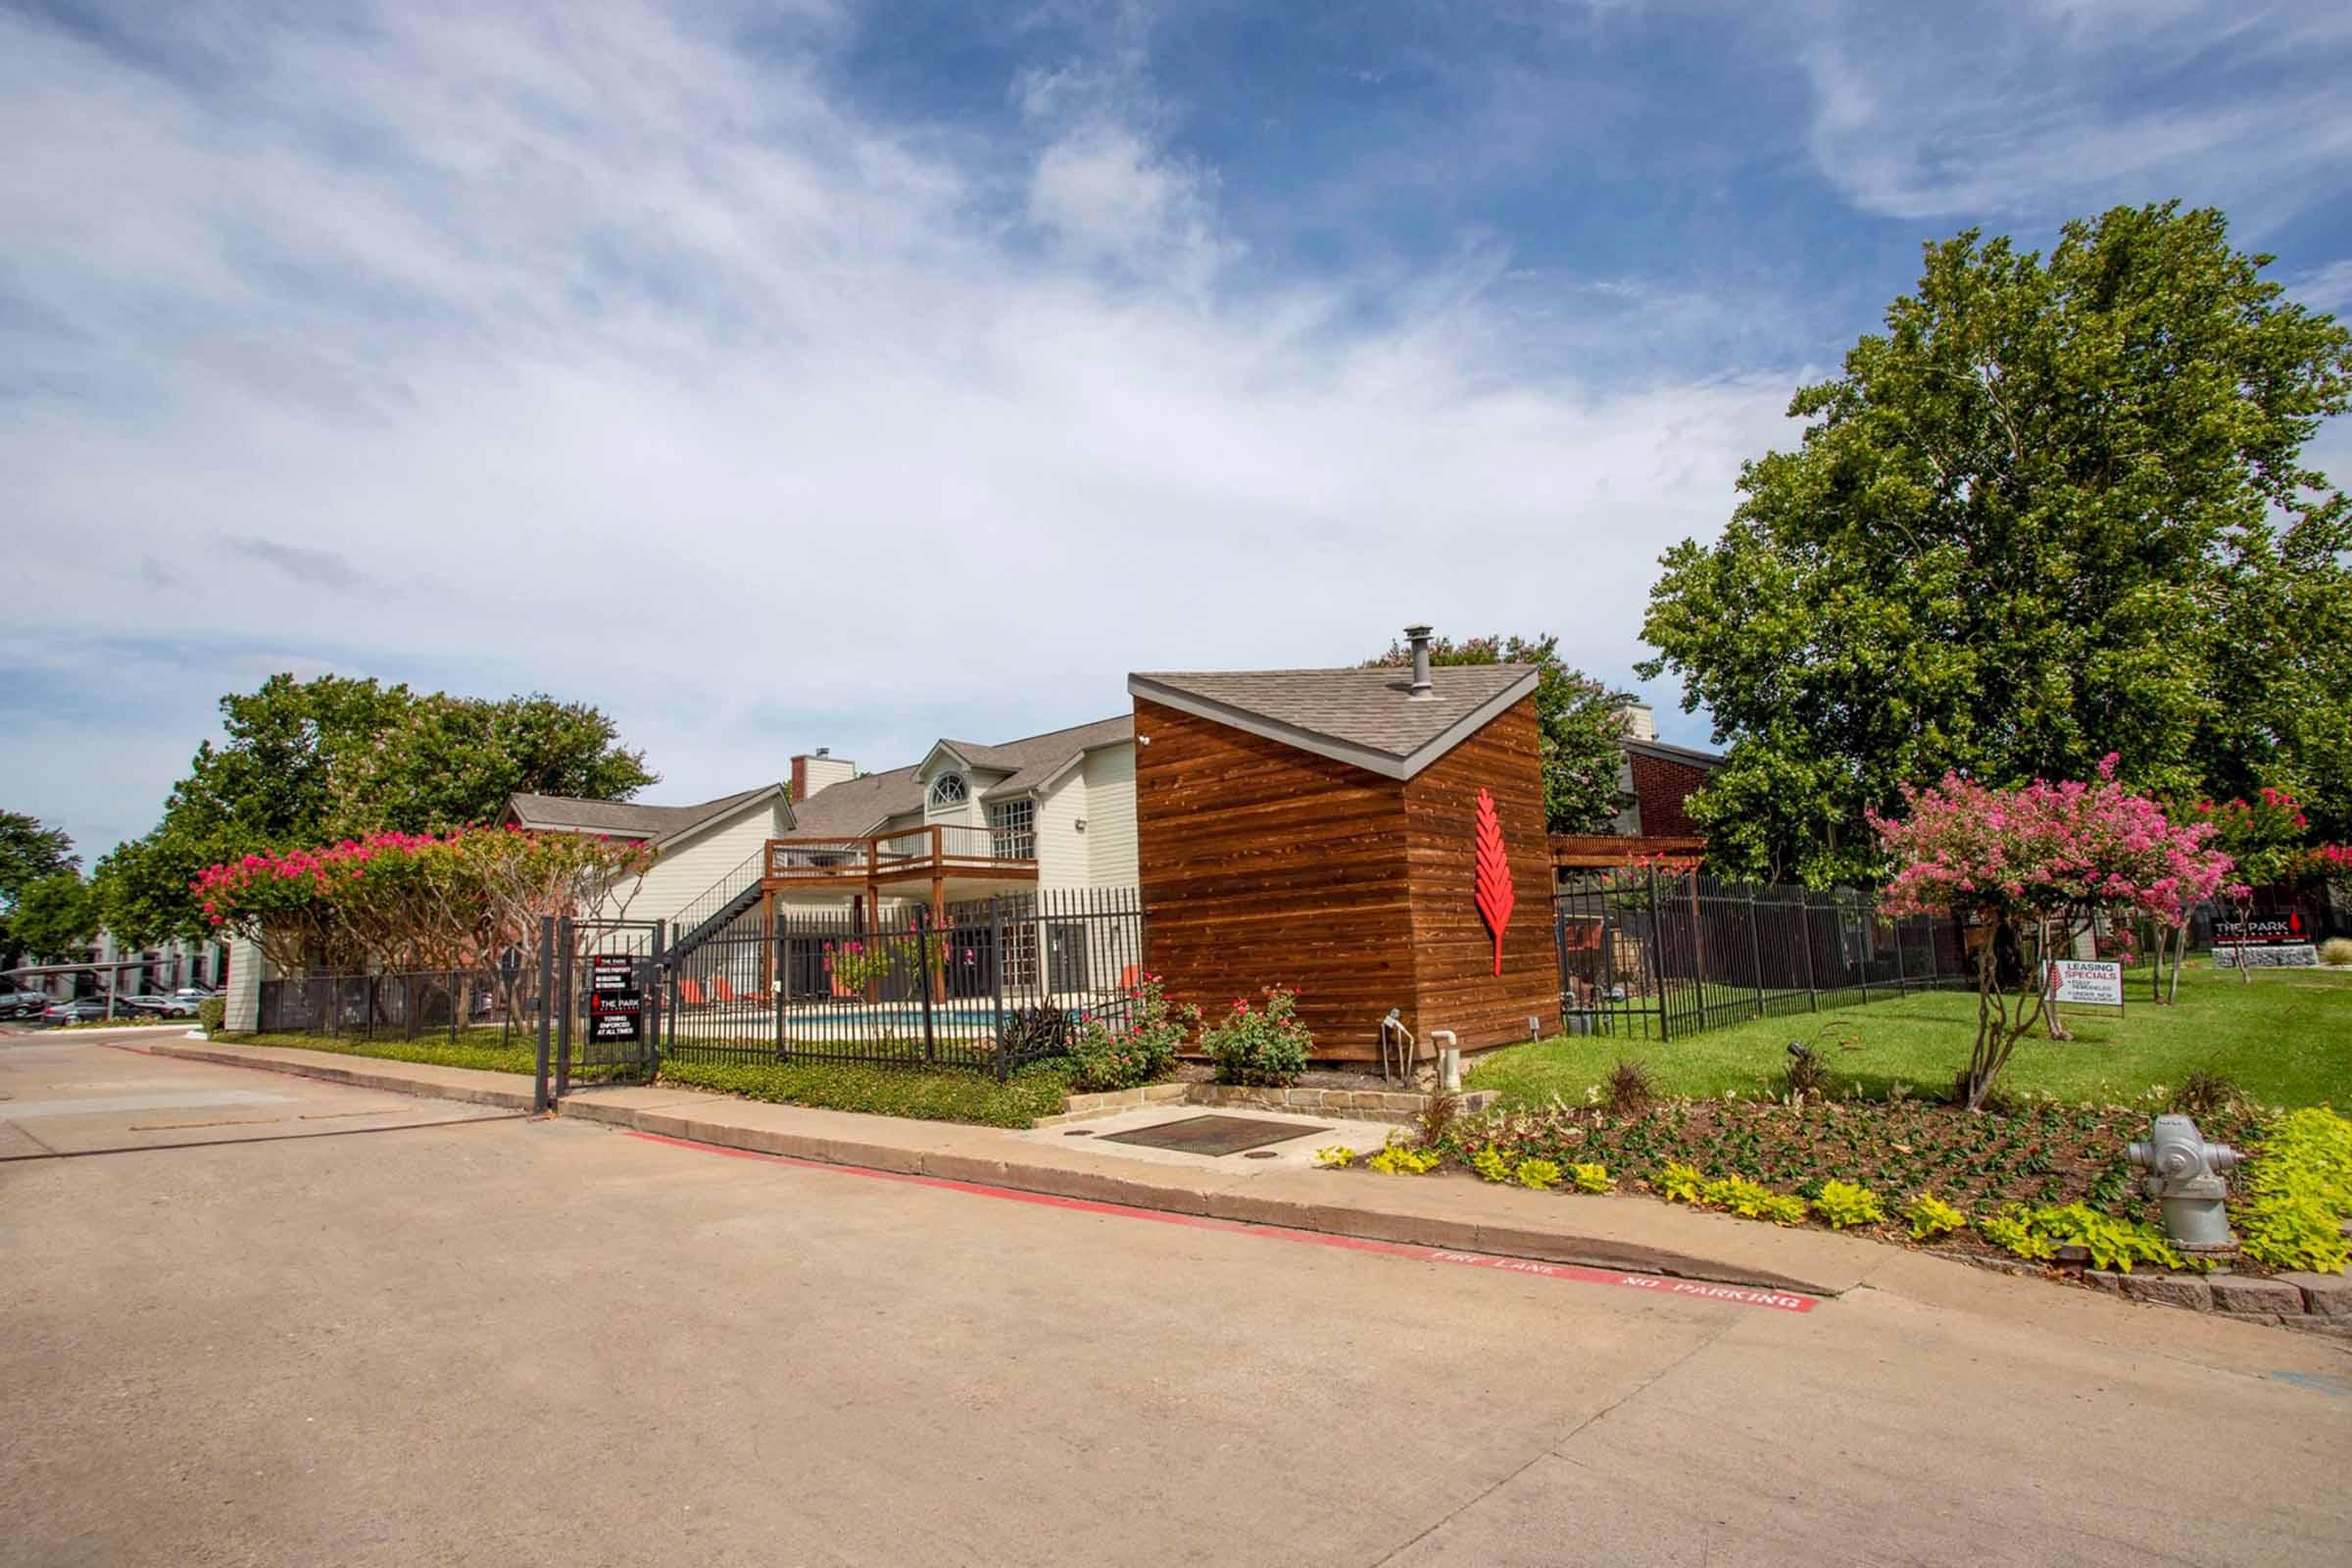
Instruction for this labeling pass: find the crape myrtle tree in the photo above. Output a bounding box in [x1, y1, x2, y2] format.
[2180, 787, 2313, 987]
[196, 828, 655, 1027]
[1367, 632, 1634, 832]
[98, 675, 657, 947]
[1872, 759, 2236, 1110]
[1641, 204, 2352, 885]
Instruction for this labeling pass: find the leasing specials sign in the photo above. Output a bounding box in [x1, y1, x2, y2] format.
[2044, 959, 2124, 1006]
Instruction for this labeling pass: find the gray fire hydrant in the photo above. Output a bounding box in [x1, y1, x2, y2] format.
[2127, 1114, 2240, 1253]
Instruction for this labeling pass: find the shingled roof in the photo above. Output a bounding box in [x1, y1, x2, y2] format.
[1127, 664, 1539, 780]
[782, 715, 1134, 838]
[503, 784, 781, 844]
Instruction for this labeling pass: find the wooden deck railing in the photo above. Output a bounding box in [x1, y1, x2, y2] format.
[765, 825, 1037, 886]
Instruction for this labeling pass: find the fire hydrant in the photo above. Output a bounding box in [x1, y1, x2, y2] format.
[2127, 1114, 2240, 1253]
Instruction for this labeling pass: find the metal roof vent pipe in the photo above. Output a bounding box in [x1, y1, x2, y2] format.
[1405, 623, 1435, 700]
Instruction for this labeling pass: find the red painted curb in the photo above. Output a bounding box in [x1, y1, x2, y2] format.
[619, 1129, 1820, 1314]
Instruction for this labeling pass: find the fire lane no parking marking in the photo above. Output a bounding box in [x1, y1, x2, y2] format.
[617, 1130, 1820, 1315]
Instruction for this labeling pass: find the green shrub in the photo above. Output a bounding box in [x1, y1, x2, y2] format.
[1566, 1161, 1613, 1194]
[1812, 1180, 1887, 1230]
[2240, 1107, 2352, 1273]
[1314, 1145, 1356, 1168]
[2030, 1202, 2181, 1272]
[1368, 1143, 1442, 1175]
[658, 1055, 1071, 1129]
[1655, 1160, 1706, 1203]
[1470, 1146, 1512, 1183]
[1201, 986, 1313, 1087]
[1514, 1157, 1563, 1190]
[1066, 972, 1199, 1092]
[196, 997, 225, 1036]
[1903, 1192, 1968, 1241]
[1978, 1204, 2057, 1260]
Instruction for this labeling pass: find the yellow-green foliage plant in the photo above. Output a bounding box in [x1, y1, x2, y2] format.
[1757, 1192, 1810, 1226]
[1812, 1180, 1886, 1230]
[1368, 1144, 1442, 1175]
[1314, 1145, 1357, 1169]
[2240, 1107, 2352, 1274]
[1656, 1161, 1705, 1204]
[1567, 1162, 1613, 1194]
[1978, 1204, 2056, 1260]
[1470, 1146, 1512, 1184]
[1903, 1193, 1968, 1242]
[1514, 1157, 1563, 1191]
[2029, 1203, 2181, 1273]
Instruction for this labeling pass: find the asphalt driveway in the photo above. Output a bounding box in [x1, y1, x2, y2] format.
[3, 1030, 2346, 1567]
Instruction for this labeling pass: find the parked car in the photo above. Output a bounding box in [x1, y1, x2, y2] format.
[1, 990, 55, 1019]
[120, 993, 199, 1017]
[42, 998, 124, 1025]
[172, 986, 218, 1004]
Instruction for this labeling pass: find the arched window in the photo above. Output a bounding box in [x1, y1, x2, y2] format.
[929, 772, 967, 808]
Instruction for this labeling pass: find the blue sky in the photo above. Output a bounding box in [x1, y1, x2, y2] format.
[5, 0, 2351, 859]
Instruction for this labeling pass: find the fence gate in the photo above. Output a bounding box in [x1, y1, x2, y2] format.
[534, 914, 665, 1110]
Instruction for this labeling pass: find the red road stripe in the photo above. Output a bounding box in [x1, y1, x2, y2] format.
[618, 1129, 1819, 1314]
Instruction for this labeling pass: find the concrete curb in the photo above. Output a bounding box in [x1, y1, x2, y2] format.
[151, 1041, 1851, 1298]
[151, 1042, 540, 1112]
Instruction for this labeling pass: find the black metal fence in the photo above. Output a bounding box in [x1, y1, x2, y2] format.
[663, 887, 1147, 1079]
[1554, 869, 1970, 1041]
[255, 969, 515, 1042]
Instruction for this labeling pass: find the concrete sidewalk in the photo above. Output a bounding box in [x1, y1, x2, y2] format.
[151, 1038, 1886, 1296]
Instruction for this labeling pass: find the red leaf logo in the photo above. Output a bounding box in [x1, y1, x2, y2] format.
[1473, 788, 1515, 976]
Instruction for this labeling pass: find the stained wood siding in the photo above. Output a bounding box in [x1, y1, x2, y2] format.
[1400, 697, 1558, 1050]
[1132, 698, 1414, 1060]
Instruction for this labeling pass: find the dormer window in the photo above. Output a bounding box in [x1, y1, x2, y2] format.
[929, 772, 967, 808]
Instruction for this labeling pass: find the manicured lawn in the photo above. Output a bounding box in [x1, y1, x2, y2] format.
[1469, 962, 2352, 1110]
[659, 1056, 1074, 1128]
[221, 1028, 539, 1075]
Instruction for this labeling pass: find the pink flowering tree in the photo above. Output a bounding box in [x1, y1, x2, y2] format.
[196, 828, 655, 1020]
[1871, 758, 2238, 1110]
[2182, 788, 2316, 985]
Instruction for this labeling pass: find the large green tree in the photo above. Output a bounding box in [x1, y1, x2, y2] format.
[96, 676, 658, 944]
[1369, 632, 1632, 832]
[1641, 203, 2352, 884]
[13, 872, 97, 962]
[0, 810, 79, 956]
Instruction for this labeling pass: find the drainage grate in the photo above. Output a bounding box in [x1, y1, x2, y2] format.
[1097, 1114, 1329, 1156]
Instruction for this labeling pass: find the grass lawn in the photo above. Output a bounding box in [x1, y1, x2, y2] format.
[1470, 961, 2352, 1110]
[220, 1028, 539, 1075]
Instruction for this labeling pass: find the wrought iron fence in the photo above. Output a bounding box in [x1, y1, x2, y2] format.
[1554, 869, 1970, 1041]
[255, 968, 517, 1042]
[663, 886, 1147, 1079]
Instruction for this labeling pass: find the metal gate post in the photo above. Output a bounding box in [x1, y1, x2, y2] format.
[1744, 884, 1766, 1021]
[1552, 900, 1570, 1035]
[989, 897, 1007, 1081]
[1799, 891, 1819, 1012]
[1892, 915, 1909, 995]
[648, 920, 666, 1079]
[1644, 868, 1671, 1042]
[555, 916, 574, 1100]
[916, 906, 938, 1063]
[534, 915, 556, 1112]
[1857, 898, 1874, 1004]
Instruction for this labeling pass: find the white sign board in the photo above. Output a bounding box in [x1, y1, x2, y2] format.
[2045, 959, 2124, 1006]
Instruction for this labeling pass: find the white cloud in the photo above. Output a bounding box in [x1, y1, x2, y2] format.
[0, 1, 1794, 853]
[1792, 0, 2352, 228]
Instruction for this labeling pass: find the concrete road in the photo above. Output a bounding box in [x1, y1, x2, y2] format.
[4, 1032, 2347, 1567]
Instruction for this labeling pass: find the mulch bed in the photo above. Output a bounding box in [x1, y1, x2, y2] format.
[1423, 1093, 2274, 1265]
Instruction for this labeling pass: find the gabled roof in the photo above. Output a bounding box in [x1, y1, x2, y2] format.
[1127, 664, 1539, 781]
[503, 784, 785, 848]
[1624, 736, 1727, 770]
[781, 715, 1134, 838]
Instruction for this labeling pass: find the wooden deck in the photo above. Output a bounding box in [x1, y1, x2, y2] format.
[762, 826, 1038, 908]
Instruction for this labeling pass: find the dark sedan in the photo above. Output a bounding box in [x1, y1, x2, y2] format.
[42, 998, 127, 1026]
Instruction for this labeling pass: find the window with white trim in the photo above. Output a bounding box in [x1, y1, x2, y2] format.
[929, 772, 967, 808]
[987, 798, 1036, 859]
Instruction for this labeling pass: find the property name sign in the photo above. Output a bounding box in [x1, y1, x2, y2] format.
[2044, 959, 2124, 1006]
[587, 953, 644, 1045]
[2214, 912, 2302, 946]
